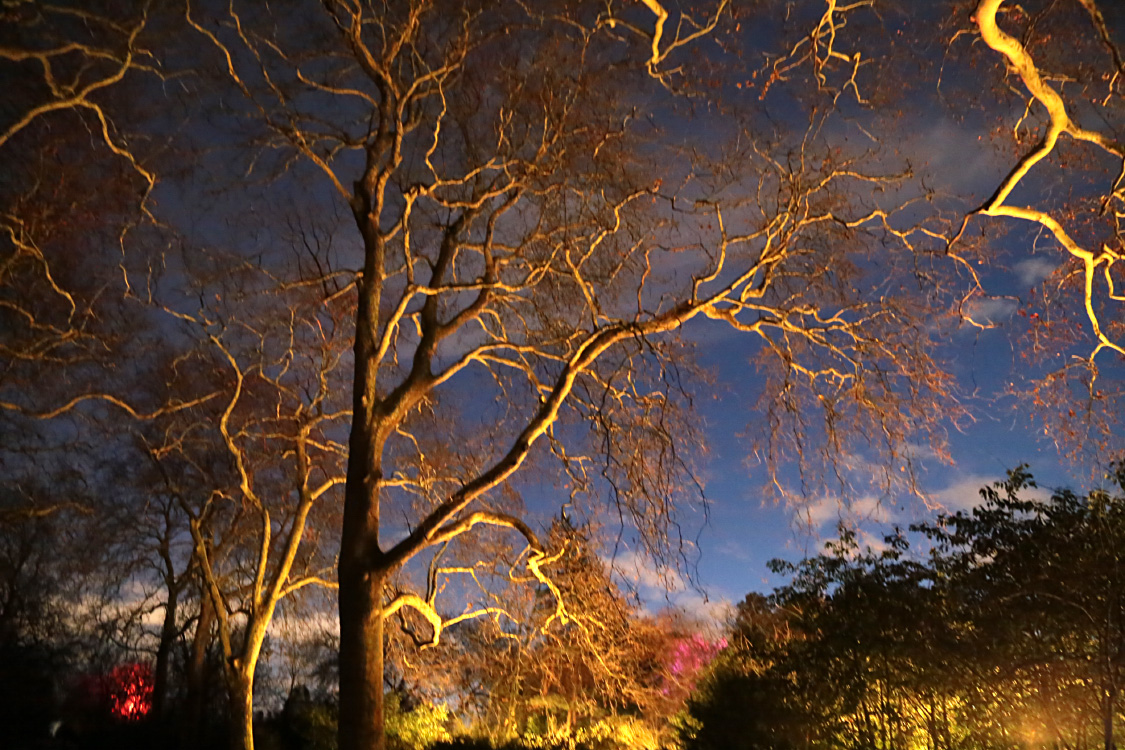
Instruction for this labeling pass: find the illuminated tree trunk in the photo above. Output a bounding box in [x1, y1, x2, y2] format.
[228, 610, 276, 750]
[221, 615, 271, 750]
[338, 171, 391, 750]
[337, 403, 390, 750]
[338, 426, 392, 750]
[228, 671, 255, 750]
[338, 553, 387, 750]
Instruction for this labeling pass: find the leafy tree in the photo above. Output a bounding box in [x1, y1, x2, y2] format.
[678, 594, 810, 750]
[385, 691, 454, 750]
[767, 530, 953, 750]
[687, 468, 1125, 750]
[920, 466, 1125, 750]
[684, 530, 978, 750]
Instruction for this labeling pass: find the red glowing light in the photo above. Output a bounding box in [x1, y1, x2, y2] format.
[106, 663, 153, 721]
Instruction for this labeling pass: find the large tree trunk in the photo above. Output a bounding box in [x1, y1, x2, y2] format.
[339, 558, 386, 750]
[152, 581, 179, 718]
[339, 212, 388, 750]
[227, 671, 255, 750]
[182, 587, 215, 747]
[227, 612, 273, 750]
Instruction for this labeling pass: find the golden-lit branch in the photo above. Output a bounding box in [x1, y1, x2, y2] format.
[965, 0, 1125, 365]
[383, 590, 513, 648]
[279, 575, 339, 598]
[635, 0, 730, 79]
[0, 391, 222, 421]
[0, 502, 91, 522]
[0, 7, 150, 149]
[383, 514, 573, 649]
[0, 2, 165, 411]
[2, 218, 78, 318]
[759, 0, 873, 101]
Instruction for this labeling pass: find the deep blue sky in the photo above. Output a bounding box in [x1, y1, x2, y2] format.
[35, 0, 1118, 629]
[630, 101, 1124, 618]
[646, 309, 1097, 620]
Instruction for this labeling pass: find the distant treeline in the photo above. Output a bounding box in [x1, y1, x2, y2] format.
[683, 466, 1125, 750]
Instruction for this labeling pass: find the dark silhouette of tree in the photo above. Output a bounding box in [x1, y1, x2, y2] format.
[686, 467, 1125, 750]
[920, 466, 1125, 750]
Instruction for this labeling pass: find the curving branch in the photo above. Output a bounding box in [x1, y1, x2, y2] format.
[635, 0, 730, 82]
[959, 0, 1125, 367]
[0, 391, 222, 421]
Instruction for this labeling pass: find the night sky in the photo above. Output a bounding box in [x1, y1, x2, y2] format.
[638, 97, 1125, 617]
[12, 7, 1125, 750]
[4, 0, 1125, 626]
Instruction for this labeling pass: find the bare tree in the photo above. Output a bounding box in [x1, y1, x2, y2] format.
[175, 2, 957, 749]
[0, 1, 157, 407]
[2, 2, 989, 749]
[442, 519, 685, 745]
[138, 251, 351, 749]
[951, 0, 1125, 461]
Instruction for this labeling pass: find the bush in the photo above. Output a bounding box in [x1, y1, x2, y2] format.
[385, 691, 452, 750]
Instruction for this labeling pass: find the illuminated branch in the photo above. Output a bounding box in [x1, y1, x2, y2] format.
[365, 139, 940, 570]
[0, 502, 91, 522]
[279, 575, 339, 598]
[0, 391, 222, 421]
[382, 512, 571, 647]
[635, 0, 729, 80]
[758, 0, 873, 101]
[383, 590, 512, 648]
[961, 0, 1125, 365]
[0, 7, 149, 149]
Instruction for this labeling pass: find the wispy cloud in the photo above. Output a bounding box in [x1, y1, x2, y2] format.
[792, 494, 843, 531]
[666, 591, 733, 628]
[783, 472, 1013, 550]
[962, 296, 1018, 326]
[609, 548, 732, 625]
[790, 490, 892, 535]
[1014, 257, 1056, 287]
[905, 117, 1006, 198]
[927, 471, 1051, 511]
[926, 473, 998, 512]
[612, 548, 687, 592]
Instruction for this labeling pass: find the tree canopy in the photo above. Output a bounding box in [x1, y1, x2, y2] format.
[3, 2, 1125, 750]
[684, 466, 1125, 750]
